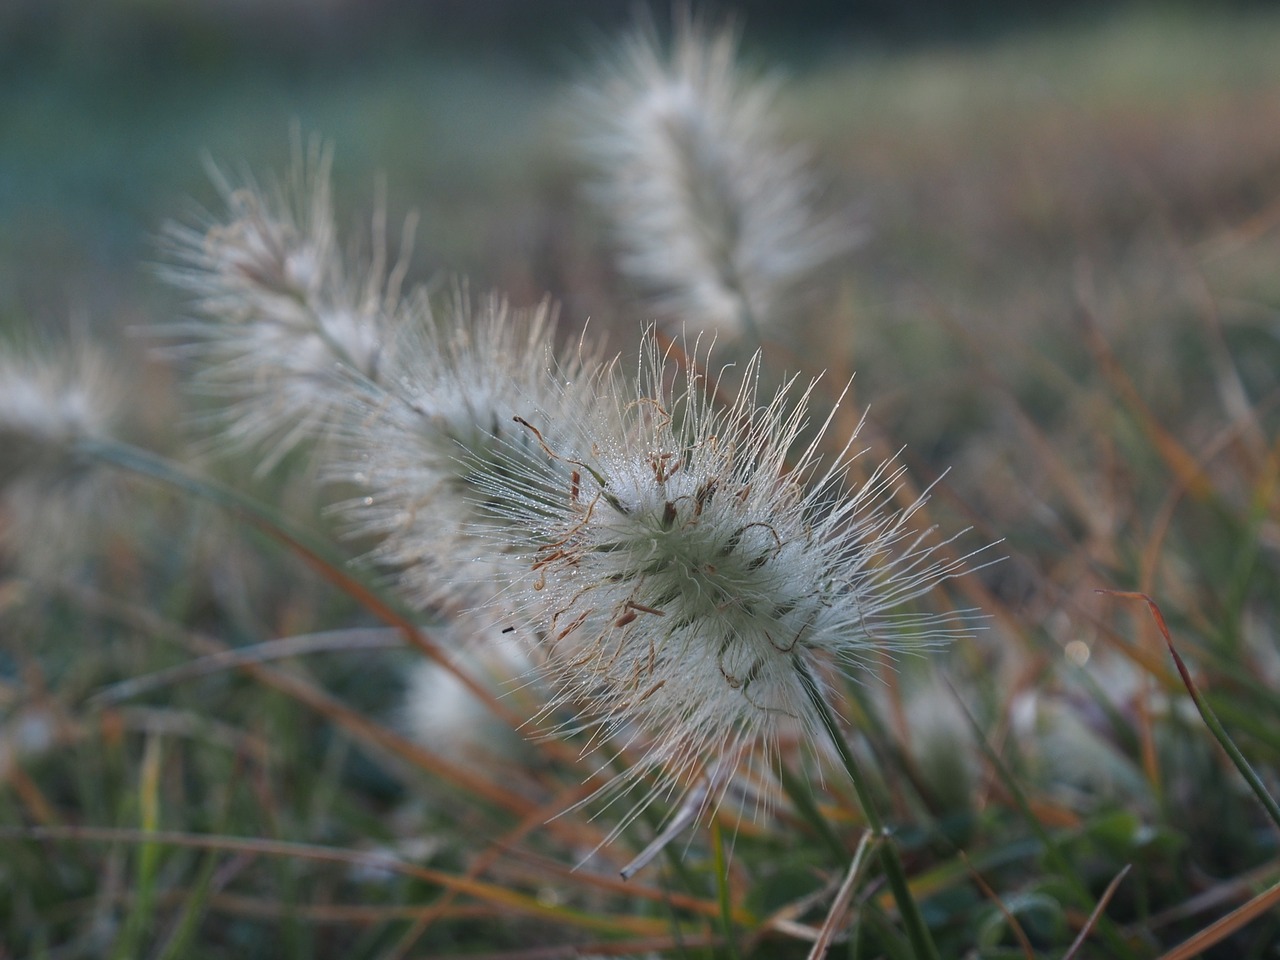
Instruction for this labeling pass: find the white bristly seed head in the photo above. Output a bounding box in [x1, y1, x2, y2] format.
[0, 338, 120, 491]
[0, 337, 124, 573]
[477, 330, 983, 835]
[401, 622, 539, 772]
[159, 134, 410, 472]
[576, 13, 850, 341]
[329, 289, 603, 612]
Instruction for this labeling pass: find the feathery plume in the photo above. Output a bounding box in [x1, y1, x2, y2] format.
[576, 13, 849, 341]
[0, 337, 124, 572]
[330, 288, 603, 612]
[477, 329, 980, 832]
[159, 134, 410, 472]
[0, 338, 120, 491]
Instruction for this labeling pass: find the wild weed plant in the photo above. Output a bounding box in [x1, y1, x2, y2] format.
[3, 9, 1280, 958]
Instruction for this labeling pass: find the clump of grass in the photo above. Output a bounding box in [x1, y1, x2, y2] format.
[5, 6, 1280, 959]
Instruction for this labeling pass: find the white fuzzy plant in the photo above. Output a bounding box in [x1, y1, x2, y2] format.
[158, 135, 410, 473]
[476, 333, 979, 853]
[0, 337, 125, 576]
[326, 288, 604, 616]
[575, 12, 851, 343]
[1, 15, 981, 953]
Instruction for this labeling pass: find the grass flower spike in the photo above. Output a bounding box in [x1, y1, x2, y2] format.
[0, 338, 120, 491]
[577, 14, 848, 341]
[0, 337, 123, 572]
[483, 331, 978, 828]
[332, 290, 602, 611]
[161, 135, 406, 471]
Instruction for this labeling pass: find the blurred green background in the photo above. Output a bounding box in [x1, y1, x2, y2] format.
[4, 0, 1279, 342]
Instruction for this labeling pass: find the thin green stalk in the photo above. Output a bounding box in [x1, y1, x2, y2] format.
[78, 438, 380, 599]
[188, 752, 250, 954]
[952, 682, 1137, 959]
[860, 901, 916, 960]
[76, 437, 538, 739]
[796, 661, 940, 960]
[1193, 671, 1280, 834]
[778, 761, 849, 862]
[711, 819, 741, 960]
[845, 908, 863, 960]
[112, 733, 164, 960]
[1112, 591, 1280, 834]
[155, 838, 227, 957]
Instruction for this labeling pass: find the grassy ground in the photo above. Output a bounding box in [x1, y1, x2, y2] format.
[4, 6, 1280, 958]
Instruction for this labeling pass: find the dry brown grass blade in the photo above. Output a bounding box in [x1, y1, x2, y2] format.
[1141, 860, 1280, 933]
[1073, 288, 1211, 501]
[89, 629, 405, 704]
[750, 868, 846, 947]
[501, 847, 751, 924]
[230, 657, 536, 812]
[805, 831, 874, 960]
[114, 706, 272, 763]
[428, 933, 722, 960]
[63, 584, 607, 838]
[236, 509, 549, 745]
[1136, 397, 1280, 598]
[0, 825, 669, 938]
[1131, 409, 1273, 794]
[1062, 863, 1130, 960]
[925, 294, 1111, 546]
[1139, 153, 1270, 467]
[383, 780, 609, 959]
[87, 440, 564, 765]
[1156, 878, 1280, 960]
[1200, 192, 1280, 259]
[135, 891, 502, 923]
[961, 849, 1036, 960]
[7, 764, 60, 826]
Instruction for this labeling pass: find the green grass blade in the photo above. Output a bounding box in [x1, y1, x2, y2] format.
[111, 733, 163, 960]
[155, 850, 220, 960]
[796, 660, 941, 960]
[778, 761, 848, 862]
[711, 819, 741, 960]
[951, 681, 1138, 959]
[1107, 591, 1280, 834]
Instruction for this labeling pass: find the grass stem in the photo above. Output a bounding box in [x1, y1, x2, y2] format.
[796, 661, 941, 960]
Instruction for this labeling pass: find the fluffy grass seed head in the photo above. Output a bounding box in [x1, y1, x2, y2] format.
[480, 330, 979, 831]
[330, 289, 603, 612]
[0, 337, 124, 572]
[576, 13, 850, 341]
[160, 135, 410, 472]
[0, 338, 120, 491]
[401, 621, 540, 773]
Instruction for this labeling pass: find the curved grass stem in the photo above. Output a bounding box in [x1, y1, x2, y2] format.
[1106, 591, 1280, 835]
[796, 660, 941, 960]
